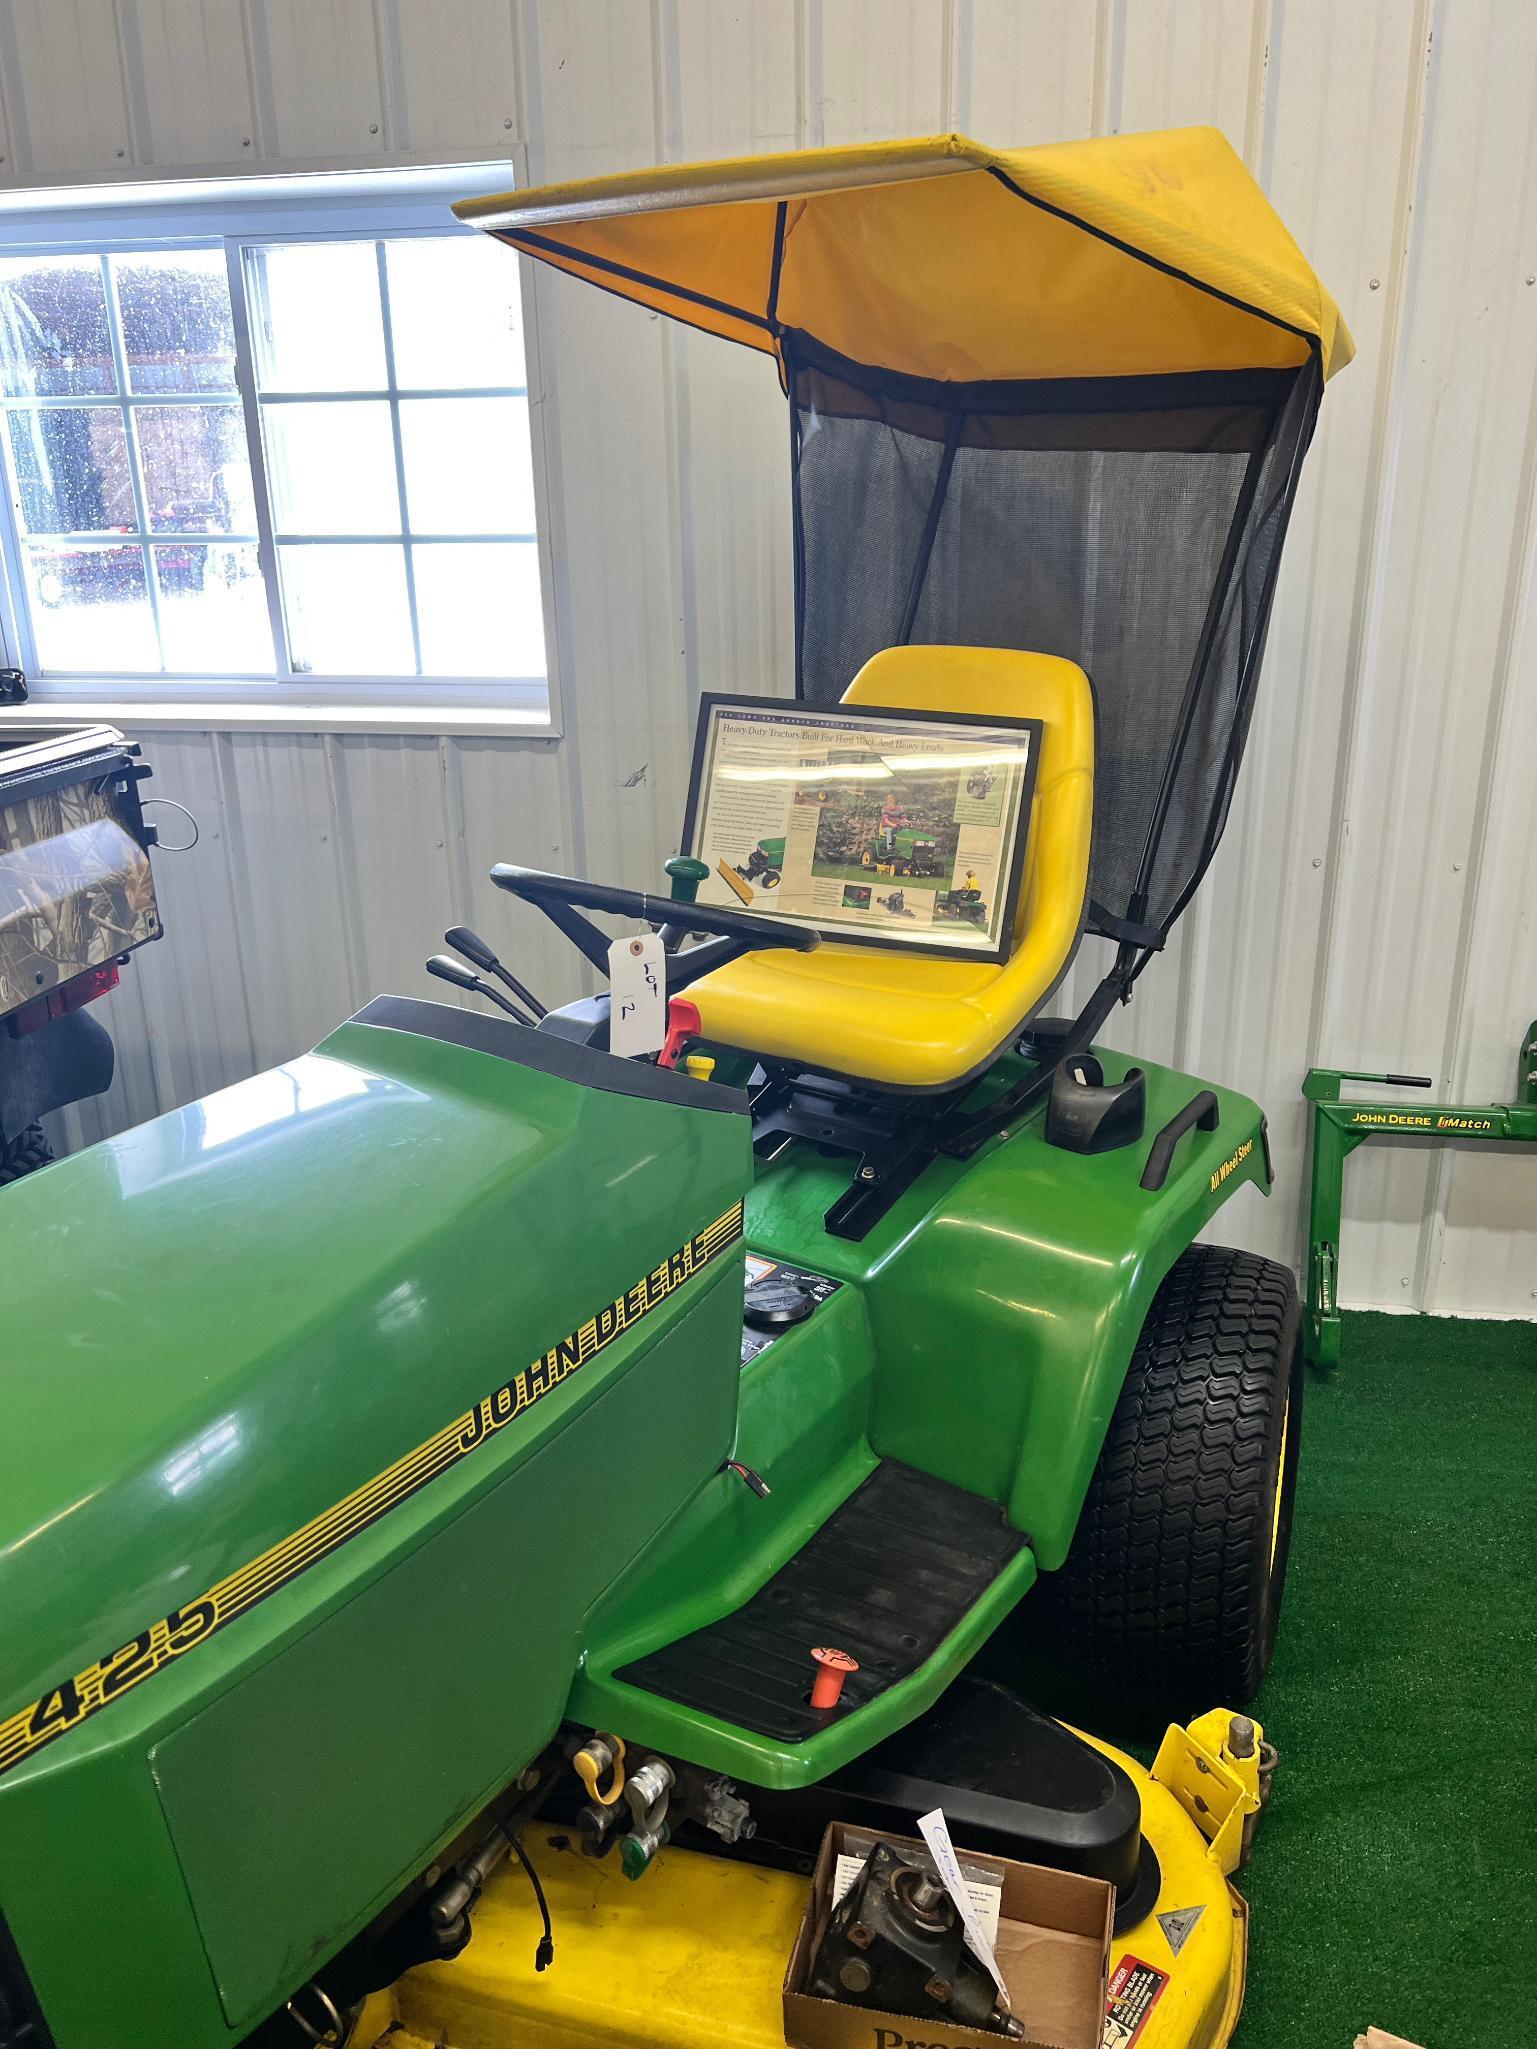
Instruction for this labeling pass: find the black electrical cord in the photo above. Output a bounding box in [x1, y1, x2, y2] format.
[506, 1829, 555, 1972]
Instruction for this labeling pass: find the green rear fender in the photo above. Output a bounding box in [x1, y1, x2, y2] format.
[749, 1055, 1273, 1569]
[569, 1054, 1272, 1789]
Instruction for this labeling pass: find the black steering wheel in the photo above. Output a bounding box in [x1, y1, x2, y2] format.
[490, 864, 819, 991]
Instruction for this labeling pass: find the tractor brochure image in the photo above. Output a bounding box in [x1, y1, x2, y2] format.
[682, 696, 1040, 961]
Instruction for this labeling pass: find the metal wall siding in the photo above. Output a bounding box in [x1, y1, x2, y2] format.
[122, 0, 261, 167]
[385, 0, 520, 157]
[0, 0, 135, 173]
[250, 0, 388, 162]
[6, 0, 1533, 1317]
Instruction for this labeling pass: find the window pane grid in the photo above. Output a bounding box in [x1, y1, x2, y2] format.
[0, 226, 544, 690]
[0, 391, 248, 408]
[0, 248, 273, 674]
[99, 255, 165, 668]
[375, 239, 423, 674]
[258, 385, 528, 403]
[274, 533, 536, 545]
[248, 235, 537, 682]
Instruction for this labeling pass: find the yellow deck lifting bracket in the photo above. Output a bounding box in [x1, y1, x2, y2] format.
[1151, 1707, 1270, 1877]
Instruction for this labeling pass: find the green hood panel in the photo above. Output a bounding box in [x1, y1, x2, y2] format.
[0, 998, 750, 1716]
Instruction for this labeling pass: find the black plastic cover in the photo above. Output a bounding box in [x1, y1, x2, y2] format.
[1045, 1055, 1147, 1155]
[0, 1005, 113, 1144]
[742, 1676, 1158, 1928]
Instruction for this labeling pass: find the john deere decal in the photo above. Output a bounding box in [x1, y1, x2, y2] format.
[0, 1200, 744, 1782]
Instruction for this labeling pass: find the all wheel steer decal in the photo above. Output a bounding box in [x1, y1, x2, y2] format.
[1208, 1134, 1254, 1192]
[0, 1200, 745, 1782]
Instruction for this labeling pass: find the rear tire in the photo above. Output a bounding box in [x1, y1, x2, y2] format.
[1042, 1243, 1303, 1714]
[0, 1122, 54, 1186]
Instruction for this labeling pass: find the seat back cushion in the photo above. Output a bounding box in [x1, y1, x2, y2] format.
[842, 644, 1094, 972]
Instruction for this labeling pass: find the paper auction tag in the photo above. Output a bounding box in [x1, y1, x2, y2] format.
[607, 932, 666, 1057]
[917, 1808, 1011, 2009]
[606, 934, 668, 1057]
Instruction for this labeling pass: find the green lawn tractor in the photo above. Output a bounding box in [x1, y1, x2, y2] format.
[934, 878, 988, 923]
[735, 835, 786, 890]
[0, 128, 1350, 2049]
[855, 825, 942, 878]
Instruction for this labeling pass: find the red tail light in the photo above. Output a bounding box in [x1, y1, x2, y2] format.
[9, 961, 120, 1037]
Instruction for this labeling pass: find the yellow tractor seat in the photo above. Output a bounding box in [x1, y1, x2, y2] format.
[688, 645, 1094, 1091]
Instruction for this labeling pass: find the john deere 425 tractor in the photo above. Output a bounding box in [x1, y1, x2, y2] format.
[0, 127, 1348, 2049]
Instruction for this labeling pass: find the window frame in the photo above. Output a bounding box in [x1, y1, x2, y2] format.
[0, 166, 563, 735]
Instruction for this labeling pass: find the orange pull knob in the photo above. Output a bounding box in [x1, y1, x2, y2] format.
[810, 1646, 859, 1710]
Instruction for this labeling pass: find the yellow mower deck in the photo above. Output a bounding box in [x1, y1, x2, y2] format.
[358, 1713, 1263, 2049]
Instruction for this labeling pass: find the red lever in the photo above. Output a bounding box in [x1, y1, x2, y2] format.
[657, 996, 702, 1070]
[810, 1646, 859, 1710]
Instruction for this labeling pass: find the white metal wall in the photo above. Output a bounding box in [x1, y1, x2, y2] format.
[3, 0, 1532, 1317]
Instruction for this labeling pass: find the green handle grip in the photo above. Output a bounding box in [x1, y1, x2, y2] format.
[664, 855, 710, 905]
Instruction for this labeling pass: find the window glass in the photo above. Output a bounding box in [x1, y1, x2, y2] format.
[115, 251, 237, 394]
[279, 543, 414, 675]
[385, 238, 526, 388]
[136, 405, 257, 533]
[0, 213, 547, 700]
[0, 256, 115, 397]
[414, 542, 546, 677]
[398, 396, 535, 534]
[154, 543, 272, 671]
[8, 407, 134, 534]
[25, 542, 157, 669]
[262, 400, 400, 535]
[246, 241, 387, 392]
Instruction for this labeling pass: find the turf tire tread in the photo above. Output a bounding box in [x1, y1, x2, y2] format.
[1044, 1241, 1300, 1712]
[0, 1122, 53, 1186]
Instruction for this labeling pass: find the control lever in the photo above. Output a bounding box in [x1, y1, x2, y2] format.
[445, 923, 547, 1019]
[426, 953, 535, 1027]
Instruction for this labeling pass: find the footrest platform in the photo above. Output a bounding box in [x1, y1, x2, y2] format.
[616, 1460, 1027, 1743]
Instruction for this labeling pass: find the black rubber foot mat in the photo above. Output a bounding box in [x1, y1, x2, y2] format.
[615, 1460, 1027, 1742]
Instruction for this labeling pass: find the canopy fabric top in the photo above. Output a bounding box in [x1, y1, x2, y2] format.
[455, 128, 1352, 386]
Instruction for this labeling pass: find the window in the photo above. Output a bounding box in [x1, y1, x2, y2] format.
[0, 171, 551, 728]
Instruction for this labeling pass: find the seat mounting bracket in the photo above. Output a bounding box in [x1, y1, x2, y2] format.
[751, 1067, 969, 1239]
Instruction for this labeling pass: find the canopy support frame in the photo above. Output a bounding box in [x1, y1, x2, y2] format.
[1153, 352, 1324, 938]
[1125, 410, 1277, 931]
[897, 412, 964, 645]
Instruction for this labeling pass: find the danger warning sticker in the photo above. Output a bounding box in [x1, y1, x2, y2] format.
[1103, 1954, 1169, 2048]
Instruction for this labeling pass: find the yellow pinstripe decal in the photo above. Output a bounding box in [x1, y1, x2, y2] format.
[0, 1200, 745, 1782]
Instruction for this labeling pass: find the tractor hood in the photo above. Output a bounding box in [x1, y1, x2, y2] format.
[0, 999, 750, 1722]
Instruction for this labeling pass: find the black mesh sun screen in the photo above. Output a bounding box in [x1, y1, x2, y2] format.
[789, 334, 1322, 944]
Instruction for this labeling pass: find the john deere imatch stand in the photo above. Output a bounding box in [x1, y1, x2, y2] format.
[0, 129, 1351, 2049]
[1303, 1024, 1537, 1369]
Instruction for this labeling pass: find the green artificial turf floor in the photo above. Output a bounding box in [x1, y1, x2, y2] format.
[1000, 1309, 1537, 2048]
[1238, 1310, 1537, 2048]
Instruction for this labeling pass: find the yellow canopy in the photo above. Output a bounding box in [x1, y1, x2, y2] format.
[455, 128, 1352, 386]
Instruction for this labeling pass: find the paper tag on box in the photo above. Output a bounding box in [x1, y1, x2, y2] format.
[831, 1848, 1003, 1951]
[918, 1808, 1011, 2006]
[607, 932, 666, 1056]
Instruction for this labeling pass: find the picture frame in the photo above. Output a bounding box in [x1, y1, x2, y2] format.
[680, 695, 1043, 965]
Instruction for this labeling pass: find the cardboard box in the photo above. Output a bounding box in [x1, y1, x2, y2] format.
[783, 1822, 1114, 2049]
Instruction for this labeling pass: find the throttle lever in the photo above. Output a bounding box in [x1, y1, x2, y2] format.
[425, 954, 535, 1027]
[445, 924, 547, 1019]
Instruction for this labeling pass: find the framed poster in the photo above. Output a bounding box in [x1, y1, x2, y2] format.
[681, 696, 1042, 964]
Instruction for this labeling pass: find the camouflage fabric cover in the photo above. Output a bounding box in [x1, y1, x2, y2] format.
[0, 778, 160, 1017]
